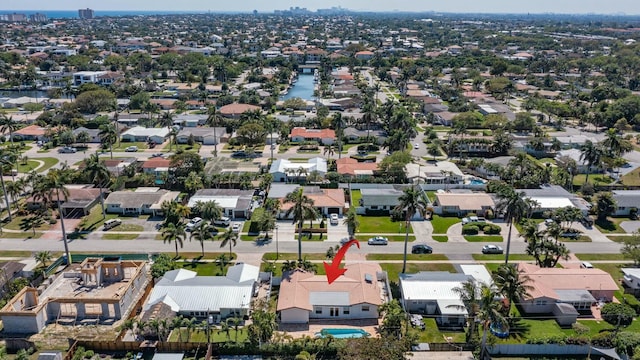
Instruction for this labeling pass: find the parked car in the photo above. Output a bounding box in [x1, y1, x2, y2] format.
[150, 153, 164, 158]
[367, 236, 389, 245]
[330, 213, 339, 225]
[413, 143, 420, 149]
[462, 216, 482, 225]
[125, 146, 138, 152]
[185, 217, 203, 231]
[58, 147, 77, 153]
[339, 237, 352, 246]
[232, 223, 240, 233]
[213, 217, 231, 227]
[580, 261, 594, 269]
[103, 218, 122, 230]
[482, 244, 504, 254]
[411, 244, 433, 254]
[580, 216, 594, 227]
[410, 314, 425, 329]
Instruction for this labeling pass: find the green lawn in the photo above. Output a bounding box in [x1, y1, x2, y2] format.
[165, 142, 202, 153]
[557, 235, 592, 242]
[430, 215, 460, 234]
[168, 328, 247, 343]
[3, 215, 52, 231]
[464, 235, 503, 242]
[357, 216, 412, 234]
[432, 235, 448, 242]
[575, 253, 628, 261]
[262, 253, 327, 261]
[380, 262, 456, 282]
[179, 261, 231, 276]
[595, 217, 628, 234]
[102, 233, 139, 240]
[366, 254, 448, 261]
[354, 235, 416, 242]
[471, 254, 534, 261]
[622, 167, 640, 186]
[0, 250, 34, 257]
[572, 174, 613, 186]
[112, 141, 149, 151]
[608, 235, 634, 243]
[0, 231, 43, 239]
[77, 206, 119, 231]
[413, 317, 466, 343]
[350, 189, 362, 207]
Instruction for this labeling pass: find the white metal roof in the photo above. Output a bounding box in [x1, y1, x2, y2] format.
[528, 196, 574, 209]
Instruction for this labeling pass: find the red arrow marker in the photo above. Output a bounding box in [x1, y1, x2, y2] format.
[323, 239, 360, 284]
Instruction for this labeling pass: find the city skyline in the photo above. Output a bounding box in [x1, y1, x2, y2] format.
[3, 0, 640, 15]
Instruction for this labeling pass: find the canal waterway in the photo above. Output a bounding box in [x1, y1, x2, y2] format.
[280, 74, 315, 101]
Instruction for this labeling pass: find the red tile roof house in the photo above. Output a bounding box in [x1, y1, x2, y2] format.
[12, 125, 47, 141]
[289, 127, 336, 146]
[276, 263, 388, 324]
[278, 187, 347, 217]
[141, 158, 172, 175]
[336, 158, 379, 179]
[517, 263, 619, 325]
[218, 103, 261, 119]
[25, 185, 103, 217]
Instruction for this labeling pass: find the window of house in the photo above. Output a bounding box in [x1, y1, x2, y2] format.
[371, 206, 378, 210]
[361, 306, 370, 312]
[315, 307, 322, 314]
[343, 307, 350, 315]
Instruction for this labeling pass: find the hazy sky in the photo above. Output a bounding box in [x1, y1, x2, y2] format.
[4, 0, 640, 14]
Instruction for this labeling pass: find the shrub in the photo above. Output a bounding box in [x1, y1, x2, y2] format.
[601, 302, 636, 327]
[483, 224, 502, 235]
[485, 209, 495, 220]
[462, 224, 479, 235]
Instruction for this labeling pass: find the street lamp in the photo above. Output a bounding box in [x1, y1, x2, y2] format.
[275, 225, 279, 260]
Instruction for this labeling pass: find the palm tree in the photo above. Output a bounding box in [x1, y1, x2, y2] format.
[170, 316, 185, 342]
[206, 105, 222, 157]
[160, 111, 175, 150]
[34, 250, 52, 268]
[195, 200, 223, 223]
[0, 148, 17, 220]
[284, 188, 317, 262]
[453, 279, 481, 344]
[602, 128, 632, 158]
[332, 112, 346, 159]
[579, 140, 603, 184]
[496, 185, 529, 265]
[190, 222, 215, 256]
[395, 186, 428, 273]
[343, 207, 359, 237]
[493, 264, 532, 316]
[84, 153, 110, 219]
[44, 167, 72, 263]
[162, 222, 186, 257]
[477, 283, 508, 358]
[99, 124, 118, 159]
[0, 114, 19, 145]
[219, 228, 238, 258]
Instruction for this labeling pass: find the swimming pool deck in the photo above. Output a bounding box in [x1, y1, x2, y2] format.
[278, 319, 381, 339]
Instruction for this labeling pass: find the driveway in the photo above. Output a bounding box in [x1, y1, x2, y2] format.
[620, 221, 640, 234]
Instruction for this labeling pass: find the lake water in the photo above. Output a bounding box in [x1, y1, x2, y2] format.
[281, 74, 315, 101]
[0, 90, 50, 99]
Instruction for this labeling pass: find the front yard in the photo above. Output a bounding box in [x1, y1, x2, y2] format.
[357, 215, 412, 234]
[430, 215, 460, 234]
[595, 217, 627, 234]
[464, 235, 503, 242]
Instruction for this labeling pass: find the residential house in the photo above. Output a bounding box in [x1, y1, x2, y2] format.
[278, 186, 346, 217]
[72, 127, 100, 143]
[187, 189, 254, 219]
[12, 125, 47, 141]
[336, 158, 379, 179]
[622, 268, 640, 296]
[289, 127, 336, 145]
[72, 71, 122, 86]
[25, 184, 103, 217]
[399, 265, 492, 328]
[518, 185, 591, 216]
[518, 263, 618, 320]
[102, 158, 136, 176]
[431, 191, 495, 217]
[120, 126, 169, 144]
[354, 51, 374, 60]
[406, 161, 464, 186]
[141, 158, 171, 184]
[3, 96, 48, 109]
[144, 263, 259, 322]
[0, 257, 149, 334]
[555, 149, 600, 174]
[342, 127, 386, 145]
[176, 127, 227, 145]
[219, 103, 261, 118]
[105, 187, 179, 216]
[277, 263, 389, 324]
[358, 185, 405, 215]
[611, 190, 640, 216]
[270, 157, 327, 183]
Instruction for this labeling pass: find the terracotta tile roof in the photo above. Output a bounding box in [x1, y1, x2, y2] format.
[336, 158, 379, 176]
[279, 188, 345, 210]
[277, 263, 383, 311]
[290, 127, 335, 140]
[142, 158, 171, 169]
[219, 103, 260, 115]
[15, 124, 46, 136]
[518, 263, 619, 300]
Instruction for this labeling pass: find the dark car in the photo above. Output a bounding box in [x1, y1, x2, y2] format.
[411, 244, 433, 254]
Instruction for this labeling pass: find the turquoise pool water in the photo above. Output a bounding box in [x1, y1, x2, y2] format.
[315, 328, 371, 339]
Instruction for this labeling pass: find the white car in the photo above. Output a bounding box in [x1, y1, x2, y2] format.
[413, 143, 420, 149]
[185, 217, 203, 231]
[125, 146, 138, 152]
[367, 236, 389, 245]
[330, 213, 339, 225]
[232, 223, 240, 233]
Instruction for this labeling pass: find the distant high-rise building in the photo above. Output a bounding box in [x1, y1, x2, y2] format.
[78, 8, 94, 20]
[0, 13, 27, 22]
[29, 13, 47, 22]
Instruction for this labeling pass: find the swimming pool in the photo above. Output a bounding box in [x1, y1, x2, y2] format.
[470, 179, 486, 185]
[315, 328, 371, 339]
